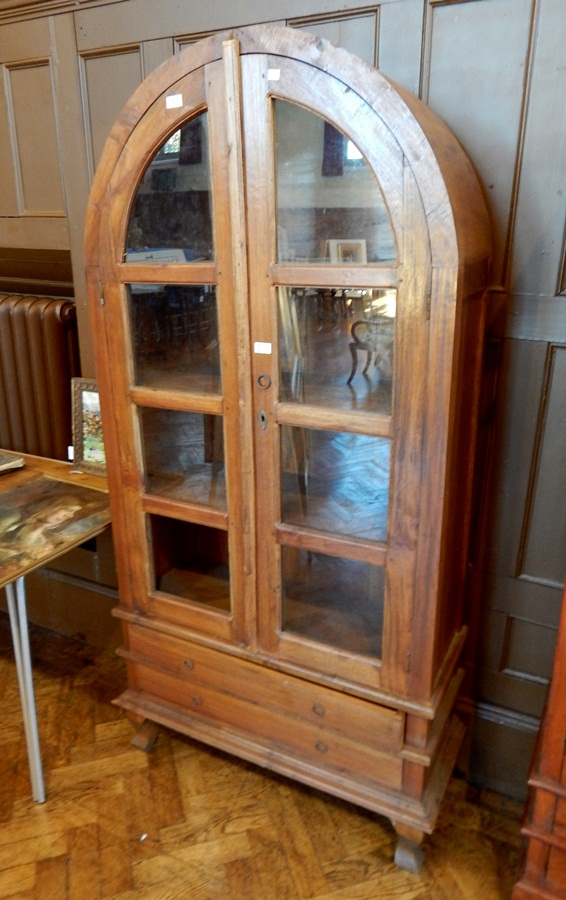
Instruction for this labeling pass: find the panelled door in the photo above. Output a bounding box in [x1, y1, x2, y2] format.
[95, 35, 429, 699]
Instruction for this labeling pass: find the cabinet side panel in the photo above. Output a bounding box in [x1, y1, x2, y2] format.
[434, 287, 486, 680]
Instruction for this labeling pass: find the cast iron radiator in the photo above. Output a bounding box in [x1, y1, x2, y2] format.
[0, 294, 80, 460]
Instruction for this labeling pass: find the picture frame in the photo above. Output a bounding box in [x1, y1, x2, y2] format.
[325, 239, 367, 264]
[72, 378, 106, 475]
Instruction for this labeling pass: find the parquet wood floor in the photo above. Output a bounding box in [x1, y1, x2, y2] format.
[0, 613, 524, 899]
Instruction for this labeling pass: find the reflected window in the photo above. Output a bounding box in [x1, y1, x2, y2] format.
[126, 112, 213, 261]
[345, 139, 363, 163]
[274, 100, 396, 264]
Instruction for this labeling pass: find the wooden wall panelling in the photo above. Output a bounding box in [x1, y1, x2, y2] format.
[0, 80, 21, 217]
[477, 339, 564, 600]
[423, 0, 535, 291]
[80, 47, 144, 177]
[0, 15, 50, 69]
[0, 21, 21, 220]
[0, 0, 123, 23]
[519, 345, 566, 587]
[510, 0, 566, 302]
[7, 60, 65, 214]
[0, 247, 73, 294]
[378, 0, 423, 96]
[79, 39, 178, 180]
[289, 7, 379, 66]
[480, 338, 548, 576]
[0, 15, 69, 248]
[477, 584, 557, 715]
[73, 0, 282, 51]
[560, 230, 566, 297]
[141, 37, 174, 78]
[468, 334, 566, 796]
[289, 2, 425, 97]
[49, 13, 94, 370]
[469, 704, 540, 800]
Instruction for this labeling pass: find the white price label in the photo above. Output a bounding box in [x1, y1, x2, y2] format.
[166, 94, 183, 109]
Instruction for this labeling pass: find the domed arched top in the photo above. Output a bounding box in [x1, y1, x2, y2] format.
[86, 23, 491, 273]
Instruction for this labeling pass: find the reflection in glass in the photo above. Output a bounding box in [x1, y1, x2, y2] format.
[149, 515, 230, 613]
[282, 548, 383, 657]
[278, 286, 395, 415]
[128, 284, 220, 393]
[140, 407, 225, 509]
[126, 112, 213, 260]
[281, 427, 390, 542]
[274, 100, 396, 263]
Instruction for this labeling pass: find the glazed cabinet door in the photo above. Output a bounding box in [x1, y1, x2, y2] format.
[95, 40, 429, 695]
[97, 59, 256, 646]
[239, 49, 427, 696]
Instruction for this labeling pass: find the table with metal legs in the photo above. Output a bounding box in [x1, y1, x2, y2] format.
[5, 576, 45, 802]
[0, 452, 110, 803]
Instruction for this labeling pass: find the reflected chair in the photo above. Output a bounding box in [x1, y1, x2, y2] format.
[347, 317, 394, 384]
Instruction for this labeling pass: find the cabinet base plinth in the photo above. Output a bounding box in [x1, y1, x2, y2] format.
[114, 683, 465, 869]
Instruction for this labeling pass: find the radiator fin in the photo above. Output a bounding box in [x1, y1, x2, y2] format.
[0, 294, 80, 460]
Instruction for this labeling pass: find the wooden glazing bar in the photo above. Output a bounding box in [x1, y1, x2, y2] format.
[271, 263, 398, 289]
[118, 262, 218, 285]
[276, 401, 392, 438]
[276, 522, 387, 566]
[131, 386, 223, 414]
[141, 493, 229, 529]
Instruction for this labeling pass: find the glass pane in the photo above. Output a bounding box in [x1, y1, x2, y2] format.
[126, 112, 213, 261]
[128, 284, 220, 393]
[282, 548, 383, 657]
[140, 407, 226, 509]
[149, 515, 230, 613]
[281, 427, 390, 542]
[278, 286, 395, 415]
[274, 100, 396, 264]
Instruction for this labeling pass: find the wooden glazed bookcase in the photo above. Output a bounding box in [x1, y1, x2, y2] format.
[85, 25, 491, 870]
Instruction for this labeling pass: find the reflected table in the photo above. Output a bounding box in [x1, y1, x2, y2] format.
[0, 453, 111, 802]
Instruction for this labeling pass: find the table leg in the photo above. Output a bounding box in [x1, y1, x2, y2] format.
[5, 577, 45, 803]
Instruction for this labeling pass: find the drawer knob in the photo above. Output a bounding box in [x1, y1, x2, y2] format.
[192, 695, 203, 707]
[182, 658, 194, 671]
[315, 741, 328, 754]
[312, 703, 325, 718]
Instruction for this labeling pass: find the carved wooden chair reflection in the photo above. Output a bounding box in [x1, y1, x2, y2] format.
[347, 316, 394, 384]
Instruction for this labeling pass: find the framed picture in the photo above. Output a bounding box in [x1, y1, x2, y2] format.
[325, 239, 367, 264]
[72, 378, 106, 474]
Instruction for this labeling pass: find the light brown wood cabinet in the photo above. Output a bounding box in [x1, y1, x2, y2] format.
[85, 24, 491, 869]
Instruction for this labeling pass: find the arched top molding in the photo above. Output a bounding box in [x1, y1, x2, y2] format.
[86, 23, 491, 272]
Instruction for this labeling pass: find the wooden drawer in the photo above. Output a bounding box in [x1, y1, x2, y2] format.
[129, 659, 404, 792]
[122, 624, 405, 792]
